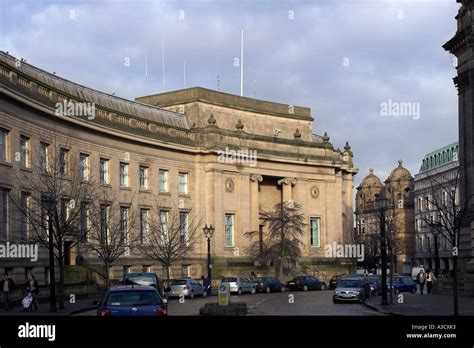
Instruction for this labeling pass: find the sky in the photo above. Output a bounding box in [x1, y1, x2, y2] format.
[0, 0, 460, 186]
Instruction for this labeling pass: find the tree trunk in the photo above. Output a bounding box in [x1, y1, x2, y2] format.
[105, 263, 110, 289]
[57, 256, 65, 310]
[166, 265, 171, 281]
[453, 256, 459, 316]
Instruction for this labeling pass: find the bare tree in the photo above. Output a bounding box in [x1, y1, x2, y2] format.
[420, 168, 467, 316]
[137, 197, 202, 281]
[12, 131, 95, 309]
[245, 202, 306, 279]
[82, 187, 139, 288]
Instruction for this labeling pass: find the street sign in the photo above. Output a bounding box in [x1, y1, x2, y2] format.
[218, 284, 230, 306]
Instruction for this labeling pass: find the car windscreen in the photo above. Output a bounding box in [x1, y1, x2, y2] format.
[337, 279, 361, 288]
[124, 276, 156, 286]
[106, 290, 162, 307]
[170, 280, 187, 286]
[222, 277, 237, 282]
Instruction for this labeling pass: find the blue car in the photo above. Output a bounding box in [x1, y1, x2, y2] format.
[96, 285, 168, 316]
[389, 276, 417, 294]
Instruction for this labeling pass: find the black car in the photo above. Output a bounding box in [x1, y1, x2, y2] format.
[286, 276, 327, 291]
[253, 277, 286, 293]
[329, 275, 346, 290]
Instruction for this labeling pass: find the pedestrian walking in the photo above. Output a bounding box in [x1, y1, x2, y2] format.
[25, 274, 39, 311]
[416, 269, 426, 295]
[1, 273, 15, 311]
[426, 269, 436, 295]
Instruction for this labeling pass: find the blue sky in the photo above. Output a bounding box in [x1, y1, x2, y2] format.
[0, 0, 460, 185]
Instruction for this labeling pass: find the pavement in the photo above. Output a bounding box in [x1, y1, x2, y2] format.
[364, 292, 474, 316]
[0, 296, 100, 316]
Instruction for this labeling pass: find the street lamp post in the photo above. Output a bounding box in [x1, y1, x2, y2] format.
[44, 196, 57, 312]
[203, 224, 215, 295]
[376, 194, 389, 306]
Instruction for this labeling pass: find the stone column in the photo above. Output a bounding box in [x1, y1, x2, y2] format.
[250, 174, 263, 233]
[278, 177, 296, 203]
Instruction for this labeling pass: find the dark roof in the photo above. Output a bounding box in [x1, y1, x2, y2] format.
[0, 51, 189, 129]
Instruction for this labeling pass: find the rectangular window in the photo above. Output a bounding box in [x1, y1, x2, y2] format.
[80, 202, 89, 241]
[225, 213, 234, 247]
[39, 142, 49, 173]
[20, 192, 31, 240]
[310, 217, 320, 247]
[20, 135, 30, 168]
[182, 265, 189, 278]
[160, 210, 169, 244]
[80, 153, 89, 181]
[0, 128, 9, 163]
[120, 207, 129, 245]
[139, 166, 149, 190]
[100, 204, 110, 244]
[159, 169, 168, 192]
[100, 158, 110, 185]
[60, 148, 69, 175]
[179, 211, 188, 245]
[179, 172, 188, 194]
[0, 189, 9, 240]
[120, 162, 129, 187]
[140, 209, 149, 244]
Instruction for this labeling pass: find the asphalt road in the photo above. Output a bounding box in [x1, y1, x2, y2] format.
[75, 290, 385, 316]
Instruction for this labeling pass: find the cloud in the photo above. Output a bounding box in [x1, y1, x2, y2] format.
[0, 0, 460, 185]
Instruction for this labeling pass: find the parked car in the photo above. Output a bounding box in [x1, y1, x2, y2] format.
[95, 285, 167, 316]
[389, 276, 417, 294]
[122, 272, 165, 297]
[221, 276, 256, 295]
[286, 276, 327, 291]
[333, 277, 371, 303]
[366, 276, 381, 296]
[252, 277, 286, 293]
[165, 278, 207, 299]
[329, 275, 346, 290]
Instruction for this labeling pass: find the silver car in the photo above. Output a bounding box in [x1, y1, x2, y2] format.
[221, 276, 256, 295]
[167, 279, 207, 299]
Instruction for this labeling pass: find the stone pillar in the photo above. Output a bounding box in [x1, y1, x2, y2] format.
[249, 174, 263, 233]
[278, 177, 296, 203]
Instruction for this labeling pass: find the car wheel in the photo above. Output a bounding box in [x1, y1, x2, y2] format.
[250, 287, 256, 294]
[333, 299, 338, 304]
[320, 284, 326, 291]
[238, 288, 242, 296]
[280, 286, 286, 292]
[265, 287, 271, 293]
[411, 288, 416, 294]
[394, 289, 400, 295]
[303, 285, 308, 291]
[202, 290, 208, 298]
[359, 295, 365, 303]
[189, 291, 194, 299]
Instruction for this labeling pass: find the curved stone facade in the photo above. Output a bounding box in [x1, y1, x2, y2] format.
[0, 51, 357, 283]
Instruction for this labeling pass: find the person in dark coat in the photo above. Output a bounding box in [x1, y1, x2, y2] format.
[1, 273, 15, 311]
[25, 274, 39, 311]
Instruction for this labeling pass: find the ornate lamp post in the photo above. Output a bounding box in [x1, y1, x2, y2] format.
[44, 195, 57, 312]
[376, 193, 389, 306]
[203, 224, 215, 295]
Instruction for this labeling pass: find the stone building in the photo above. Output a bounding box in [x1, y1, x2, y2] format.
[0, 51, 357, 285]
[414, 142, 459, 274]
[443, 0, 474, 295]
[355, 161, 415, 274]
